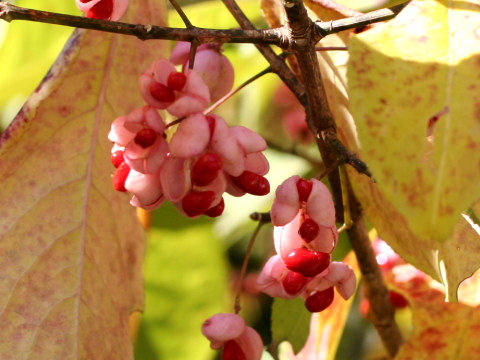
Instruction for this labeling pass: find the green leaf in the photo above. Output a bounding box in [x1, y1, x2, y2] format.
[347, 0, 480, 300]
[0, 0, 167, 357]
[134, 202, 228, 360]
[0, 0, 80, 111]
[271, 297, 311, 353]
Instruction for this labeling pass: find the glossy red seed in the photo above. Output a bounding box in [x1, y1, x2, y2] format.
[85, 0, 113, 19]
[205, 198, 225, 218]
[191, 153, 223, 186]
[389, 290, 408, 308]
[112, 162, 130, 192]
[284, 248, 330, 277]
[167, 71, 187, 91]
[305, 287, 334, 313]
[282, 271, 309, 295]
[134, 128, 157, 148]
[222, 340, 246, 360]
[296, 178, 313, 202]
[150, 82, 176, 103]
[231, 171, 270, 196]
[298, 218, 320, 243]
[110, 150, 124, 168]
[182, 191, 216, 217]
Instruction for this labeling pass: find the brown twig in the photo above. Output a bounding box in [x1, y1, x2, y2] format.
[266, 139, 323, 169]
[168, 0, 193, 28]
[282, 0, 402, 356]
[220, 0, 307, 106]
[0, 2, 287, 46]
[165, 67, 272, 129]
[204, 67, 272, 114]
[347, 190, 403, 357]
[315, 46, 347, 51]
[314, 4, 408, 37]
[321, 128, 372, 179]
[234, 218, 268, 314]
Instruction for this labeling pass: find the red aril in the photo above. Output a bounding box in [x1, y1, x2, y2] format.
[85, 0, 114, 19]
[231, 171, 270, 196]
[191, 153, 223, 186]
[389, 290, 408, 308]
[110, 150, 124, 168]
[182, 191, 216, 217]
[222, 340, 246, 360]
[167, 71, 187, 91]
[112, 162, 130, 192]
[149, 82, 176, 103]
[206, 115, 216, 137]
[284, 248, 330, 277]
[296, 178, 312, 202]
[282, 271, 309, 295]
[298, 218, 319, 242]
[205, 198, 225, 218]
[305, 287, 334, 313]
[134, 128, 157, 148]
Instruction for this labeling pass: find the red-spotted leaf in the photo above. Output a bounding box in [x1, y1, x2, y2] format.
[347, 0, 480, 301]
[385, 265, 480, 359]
[0, 0, 167, 358]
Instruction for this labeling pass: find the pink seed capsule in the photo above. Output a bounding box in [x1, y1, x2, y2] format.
[305, 287, 334, 313]
[231, 171, 270, 196]
[282, 271, 309, 295]
[182, 191, 216, 217]
[85, 0, 114, 19]
[134, 128, 157, 148]
[112, 162, 130, 192]
[298, 218, 319, 243]
[149, 82, 176, 103]
[191, 153, 223, 186]
[110, 150, 124, 168]
[296, 178, 312, 202]
[284, 248, 330, 277]
[167, 71, 187, 91]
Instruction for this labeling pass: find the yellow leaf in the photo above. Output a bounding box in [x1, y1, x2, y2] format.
[347, 0, 480, 300]
[0, 0, 167, 358]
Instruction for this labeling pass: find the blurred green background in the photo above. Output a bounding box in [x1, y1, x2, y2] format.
[0, 1, 408, 359]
